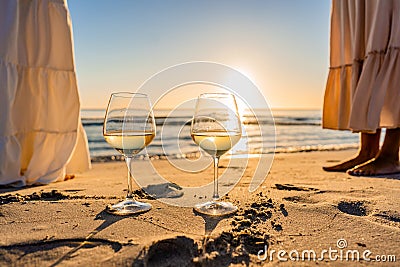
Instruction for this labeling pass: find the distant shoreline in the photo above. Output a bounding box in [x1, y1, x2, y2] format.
[90, 144, 359, 163]
[83, 109, 360, 159]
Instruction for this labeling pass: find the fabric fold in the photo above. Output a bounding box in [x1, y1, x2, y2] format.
[0, 0, 91, 186]
[323, 0, 400, 133]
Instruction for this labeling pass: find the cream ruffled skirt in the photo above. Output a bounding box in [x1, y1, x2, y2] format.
[0, 0, 91, 186]
[323, 0, 400, 132]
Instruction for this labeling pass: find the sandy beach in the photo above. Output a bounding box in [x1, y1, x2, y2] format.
[1, 149, 399, 266]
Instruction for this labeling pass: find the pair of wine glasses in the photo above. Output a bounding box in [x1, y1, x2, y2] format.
[103, 92, 242, 216]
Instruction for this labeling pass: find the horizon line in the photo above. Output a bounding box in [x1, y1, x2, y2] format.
[81, 106, 322, 111]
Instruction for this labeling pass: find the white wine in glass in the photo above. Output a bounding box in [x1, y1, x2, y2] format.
[103, 132, 155, 156]
[191, 93, 242, 216]
[191, 131, 241, 157]
[103, 92, 156, 215]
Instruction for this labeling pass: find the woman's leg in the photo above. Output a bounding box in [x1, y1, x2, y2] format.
[348, 128, 400, 176]
[323, 130, 381, 172]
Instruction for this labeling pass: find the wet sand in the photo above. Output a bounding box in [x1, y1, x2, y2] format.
[1, 150, 399, 266]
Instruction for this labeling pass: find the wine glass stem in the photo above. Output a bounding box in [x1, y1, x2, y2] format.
[125, 156, 135, 200]
[212, 156, 220, 201]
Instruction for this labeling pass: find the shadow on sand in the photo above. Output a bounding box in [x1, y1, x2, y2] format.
[133, 210, 249, 267]
[0, 209, 134, 266]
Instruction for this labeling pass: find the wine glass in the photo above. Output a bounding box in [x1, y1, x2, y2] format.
[191, 93, 242, 216]
[103, 92, 156, 215]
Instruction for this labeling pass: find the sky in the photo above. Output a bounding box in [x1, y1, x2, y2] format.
[68, 0, 331, 110]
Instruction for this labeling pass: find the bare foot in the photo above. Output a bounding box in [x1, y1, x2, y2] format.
[323, 131, 381, 172]
[347, 157, 400, 176]
[323, 154, 375, 172]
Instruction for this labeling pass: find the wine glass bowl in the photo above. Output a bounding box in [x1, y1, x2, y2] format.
[191, 93, 242, 216]
[103, 92, 155, 215]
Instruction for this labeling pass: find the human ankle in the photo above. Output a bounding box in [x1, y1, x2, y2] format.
[376, 151, 399, 162]
[358, 148, 378, 159]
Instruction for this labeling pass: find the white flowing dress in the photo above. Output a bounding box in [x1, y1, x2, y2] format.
[0, 0, 91, 186]
[323, 0, 400, 132]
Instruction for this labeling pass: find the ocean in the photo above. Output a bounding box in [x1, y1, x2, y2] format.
[81, 109, 359, 159]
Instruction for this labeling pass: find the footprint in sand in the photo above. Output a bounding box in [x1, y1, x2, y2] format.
[373, 212, 400, 223]
[283, 195, 320, 204]
[371, 211, 400, 228]
[0, 238, 123, 265]
[337, 201, 400, 228]
[337, 201, 370, 216]
[141, 236, 197, 267]
[275, 183, 319, 192]
[276, 184, 322, 205]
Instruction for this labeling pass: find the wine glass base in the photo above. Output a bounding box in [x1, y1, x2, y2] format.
[106, 199, 152, 215]
[194, 201, 238, 216]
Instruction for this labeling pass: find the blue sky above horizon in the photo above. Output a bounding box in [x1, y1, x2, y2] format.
[68, 0, 331, 110]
